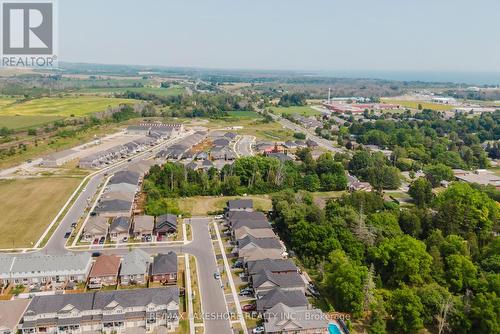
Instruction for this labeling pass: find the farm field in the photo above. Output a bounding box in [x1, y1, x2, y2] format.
[76, 85, 186, 97]
[0, 176, 83, 248]
[270, 106, 321, 116]
[0, 96, 134, 117]
[381, 99, 454, 111]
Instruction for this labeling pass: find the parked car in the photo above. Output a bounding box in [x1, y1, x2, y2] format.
[242, 304, 256, 312]
[64, 232, 71, 238]
[252, 326, 264, 334]
[239, 288, 253, 296]
[307, 283, 320, 297]
[231, 261, 243, 269]
[93, 238, 99, 245]
[91, 252, 101, 257]
[71, 222, 77, 228]
[214, 271, 221, 280]
[214, 214, 223, 219]
[99, 237, 105, 244]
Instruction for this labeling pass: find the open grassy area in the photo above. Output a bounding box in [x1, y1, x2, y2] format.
[0, 96, 134, 117]
[0, 115, 63, 130]
[76, 85, 185, 97]
[0, 176, 83, 248]
[381, 99, 454, 111]
[202, 116, 295, 141]
[177, 195, 272, 216]
[270, 106, 320, 116]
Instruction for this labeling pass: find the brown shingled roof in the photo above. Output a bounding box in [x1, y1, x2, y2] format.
[89, 255, 121, 277]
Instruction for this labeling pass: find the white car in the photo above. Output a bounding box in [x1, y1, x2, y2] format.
[214, 214, 223, 219]
[252, 326, 264, 334]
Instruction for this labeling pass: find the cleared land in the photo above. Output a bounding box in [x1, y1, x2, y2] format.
[0, 96, 134, 117]
[177, 195, 272, 216]
[381, 99, 454, 111]
[0, 115, 62, 130]
[270, 106, 320, 116]
[0, 177, 82, 248]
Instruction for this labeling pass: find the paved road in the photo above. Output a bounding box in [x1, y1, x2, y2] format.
[95, 218, 233, 334]
[235, 135, 254, 157]
[43, 132, 193, 255]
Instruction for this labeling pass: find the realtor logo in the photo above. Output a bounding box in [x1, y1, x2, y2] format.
[1, 1, 57, 67]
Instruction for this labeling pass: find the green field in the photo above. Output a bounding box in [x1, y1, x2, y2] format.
[0, 96, 134, 117]
[77, 85, 185, 97]
[382, 99, 454, 111]
[0, 177, 82, 248]
[270, 106, 320, 116]
[0, 115, 63, 130]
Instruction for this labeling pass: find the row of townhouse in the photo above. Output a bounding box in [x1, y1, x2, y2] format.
[82, 213, 178, 244]
[88, 251, 178, 288]
[156, 131, 206, 160]
[17, 287, 180, 334]
[0, 251, 177, 290]
[224, 200, 335, 334]
[79, 122, 181, 170]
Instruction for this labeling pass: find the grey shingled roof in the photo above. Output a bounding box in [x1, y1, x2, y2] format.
[256, 288, 308, 312]
[120, 249, 151, 276]
[238, 235, 282, 250]
[24, 287, 178, 315]
[151, 252, 177, 275]
[11, 253, 91, 274]
[110, 216, 131, 233]
[109, 171, 140, 186]
[252, 270, 304, 290]
[264, 303, 328, 332]
[227, 199, 253, 210]
[0, 257, 14, 276]
[95, 199, 132, 213]
[246, 259, 297, 276]
[155, 214, 177, 231]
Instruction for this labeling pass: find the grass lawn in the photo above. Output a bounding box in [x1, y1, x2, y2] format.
[76, 85, 185, 97]
[0, 96, 134, 117]
[0, 115, 63, 130]
[0, 176, 82, 248]
[270, 106, 320, 116]
[381, 99, 454, 111]
[177, 195, 272, 216]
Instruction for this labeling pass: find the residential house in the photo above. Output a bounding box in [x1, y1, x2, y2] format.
[155, 214, 177, 240]
[239, 247, 283, 263]
[212, 138, 230, 147]
[120, 249, 151, 286]
[95, 199, 133, 218]
[150, 252, 178, 284]
[18, 287, 179, 334]
[266, 152, 294, 163]
[237, 235, 283, 253]
[109, 216, 131, 242]
[88, 255, 121, 288]
[224, 132, 237, 140]
[133, 215, 154, 240]
[251, 270, 305, 296]
[263, 303, 329, 334]
[246, 259, 298, 276]
[227, 199, 253, 212]
[201, 159, 214, 170]
[0, 257, 12, 286]
[255, 288, 308, 313]
[82, 216, 109, 243]
[3, 253, 92, 287]
[226, 211, 270, 230]
[109, 170, 141, 186]
[234, 226, 277, 241]
[0, 299, 31, 334]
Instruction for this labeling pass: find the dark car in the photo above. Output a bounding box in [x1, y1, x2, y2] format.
[90, 212, 97, 216]
[99, 237, 105, 244]
[64, 232, 71, 238]
[239, 289, 253, 296]
[127, 158, 132, 162]
[71, 222, 77, 228]
[231, 261, 243, 269]
[91, 252, 101, 257]
[242, 304, 256, 312]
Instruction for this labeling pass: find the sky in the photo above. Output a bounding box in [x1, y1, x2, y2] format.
[59, 0, 500, 77]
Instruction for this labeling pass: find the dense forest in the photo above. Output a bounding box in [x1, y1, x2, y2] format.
[272, 186, 499, 334]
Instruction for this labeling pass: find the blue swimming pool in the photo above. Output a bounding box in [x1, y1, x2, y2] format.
[328, 322, 342, 334]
